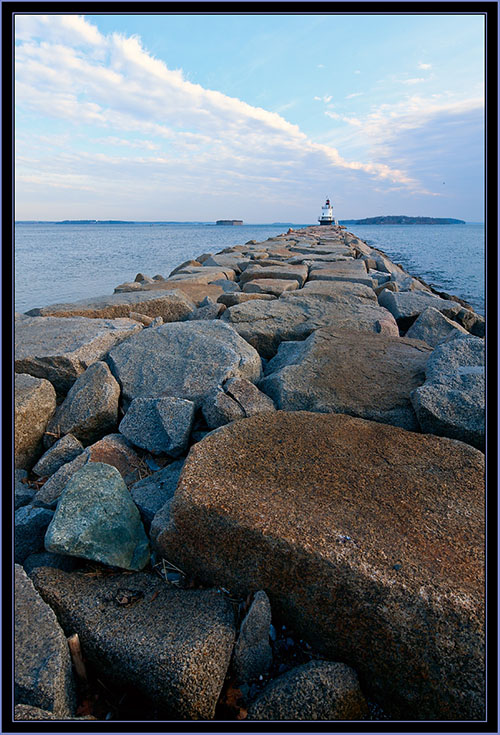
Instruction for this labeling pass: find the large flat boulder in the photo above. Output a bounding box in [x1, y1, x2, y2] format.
[118, 279, 226, 306]
[377, 290, 462, 331]
[405, 306, 468, 346]
[221, 292, 398, 358]
[260, 329, 432, 430]
[45, 462, 150, 570]
[239, 264, 309, 287]
[15, 316, 142, 396]
[30, 568, 235, 719]
[411, 335, 485, 450]
[15, 565, 75, 716]
[15, 373, 56, 470]
[119, 397, 195, 456]
[154, 412, 485, 720]
[25, 290, 196, 322]
[107, 321, 262, 409]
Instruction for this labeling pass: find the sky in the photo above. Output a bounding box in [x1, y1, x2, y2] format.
[14, 13, 485, 222]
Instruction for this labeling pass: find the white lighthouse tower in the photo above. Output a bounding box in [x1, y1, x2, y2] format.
[318, 197, 334, 225]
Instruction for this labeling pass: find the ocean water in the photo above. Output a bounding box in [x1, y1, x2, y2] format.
[14, 222, 485, 315]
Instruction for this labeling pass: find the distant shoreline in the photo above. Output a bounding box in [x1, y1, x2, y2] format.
[341, 216, 466, 225]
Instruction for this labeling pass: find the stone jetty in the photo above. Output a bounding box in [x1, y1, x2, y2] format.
[14, 225, 485, 722]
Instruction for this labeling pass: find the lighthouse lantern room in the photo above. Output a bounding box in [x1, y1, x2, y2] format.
[318, 197, 334, 225]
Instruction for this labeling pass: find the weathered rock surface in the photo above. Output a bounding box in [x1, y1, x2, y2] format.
[15, 506, 54, 564]
[242, 278, 299, 296]
[221, 293, 399, 358]
[188, 301, 226, 320]
[239, 264, 308, 288]
[15, 565, 75, 716]
[25, 290, 196, 323]
[15, 374, 56, 470]
[232, 590, 273, 684]
[260, 329, 432, 430]
[33, 434, 83, 477]
[247, 660, 368, 721]
[14, 704, 95, 721]
[130, 459, 184, 528]
[155, 411, 485, 720]
[14, 469, 35, 509]
[411, 335, 485, 450]
[217, 292, 277, 307]
[30, 568, 236, 720]
[32, 453, 89, 509]
[119, 397, 195, 456]
[377, 290, 462, 331]
[202, 377, 276, 429]
[299, 279, 377, 302]
[107, 321, 262, 409]
[23, 551, 79, 576]
[45, 462, 150, 570]
[15, 316, 142, 396]
[46, 361, 120, 446]
[405, 306, 468, 346]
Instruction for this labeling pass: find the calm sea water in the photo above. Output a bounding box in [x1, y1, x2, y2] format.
[14, 222, 484, 315]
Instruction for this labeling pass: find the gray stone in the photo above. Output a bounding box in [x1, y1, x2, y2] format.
[377, 290, 462, 331]
[15, 506, 54, 564]
[454, 307, 485, 337]
[201, 388, 245, 429]
[33, 435, 84, 477]
[298, 279, 377, 302]
[239, 264, 308, 288]
[32, 452, 89, 510]
[243, 278, 299, 296]
[247, 660, 368, 721]
[410, 336, 485, 450]
[119, 397, 195, 456]
[15, 565, 75, 716]
[30, 567, 236, 719]
[107, 321, 262, 410]
[25, 290, 196, 323]
[188, 302, 226, 320]
[15, 374, 56, 470]
[15, 469, 35, 509]
[45, 362, 120, 447]
[260, 328, 431, 430]
[169, 259, 202, 276]
[23, 551, 79, 576]
[14, 704, 94, 720]
[210, 278, 241, 293]
[221, 292, 398, 359]
[232, 591, 273, 684]
[15, 316, 142, 396]
[217, 292, 277, 307]
[405, 307, 468, 347]
[131, 459, 184, 528]
[45, 462, 150, 570]
[150, 499, 174, 545]
[202, 377, 276, 429]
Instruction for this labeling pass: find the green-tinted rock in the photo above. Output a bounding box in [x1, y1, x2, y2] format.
[45, 462, 149, 570]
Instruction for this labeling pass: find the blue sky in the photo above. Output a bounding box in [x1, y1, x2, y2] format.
[15, 13, 485, 222]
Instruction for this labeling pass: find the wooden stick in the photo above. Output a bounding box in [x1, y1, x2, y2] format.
[67, 633, 88, 683]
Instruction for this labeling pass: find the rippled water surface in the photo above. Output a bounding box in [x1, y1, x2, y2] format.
[14, 222, 484, 315]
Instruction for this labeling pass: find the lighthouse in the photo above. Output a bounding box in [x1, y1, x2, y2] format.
[318, 197, 334, 225]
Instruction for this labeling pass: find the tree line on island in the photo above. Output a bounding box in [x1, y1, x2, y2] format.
[340, 216, 466, 225]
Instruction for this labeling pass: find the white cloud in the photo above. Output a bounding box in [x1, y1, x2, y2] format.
[345, 92, 363, 99]
[15, 14, 433, 207]
[400, 78, 426, 85]
[418, 62, 432, 70]
[354, 70, 361, 74]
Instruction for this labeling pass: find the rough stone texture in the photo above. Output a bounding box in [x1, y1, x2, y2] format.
[411, 336, 485, 450]
[14, 704, 95, 720]
[242, 279, 299, 296]
[33, 434, 83, 477]
[119, 397, 195, 456]
[298, 279, 377, 302]
[405, 306, 468, 347]
[134, 280, 225, 306]
[188, 302, 226, 320]
[217, 292, 277, 307]
[45, 361, 120, 446]
[15, 374, 57, 470]
[130, 459, 184, 528]
[23, 551, 80, 576]
[232, 591, 273, 684]
[30, 568, 236, 720]
[25, 290, 196, 323]
[15, 469, 35, 509]
[169, 259, 202, 276]
[239, 264, 308, 288]
[14, 564, 75, 716]
[107, 320, 262, 409]
[155, 411, 485, 720]
[222, 292, 399, 359]
[260, 329, 431, 430]
[453, 307, 485, 337]
[45, 462, 150, 571]
[202, 377, 276, 429]
[15, 316, 142, 396]
[15, 506, 54, 564]
[247, 660, 368, 721]
[201, 388, 245, 429]
[33, 433, 144, 509]
[377, 290, 462, 331]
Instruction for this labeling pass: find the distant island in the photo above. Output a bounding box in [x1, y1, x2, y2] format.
[216, 219, 243, 226]
[55, 220, 135, 224]
[339, 216, 466, 225]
